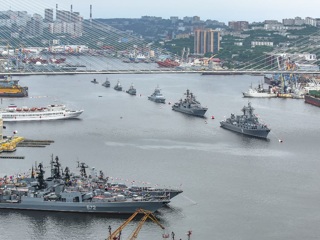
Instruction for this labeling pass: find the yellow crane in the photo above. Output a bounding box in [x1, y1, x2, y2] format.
[108, 209, 165, 240]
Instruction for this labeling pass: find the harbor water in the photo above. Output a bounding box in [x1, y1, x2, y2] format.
[1, 72, 320, 240]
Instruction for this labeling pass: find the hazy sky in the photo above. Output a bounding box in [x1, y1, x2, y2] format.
[4, 0, 320, 23]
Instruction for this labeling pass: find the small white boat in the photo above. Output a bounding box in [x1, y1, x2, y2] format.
[1, 104, 84, 122]
[243, 83, 277, 98]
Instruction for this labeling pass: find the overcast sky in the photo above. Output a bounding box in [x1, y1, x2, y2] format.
[4, 0, 320, 23]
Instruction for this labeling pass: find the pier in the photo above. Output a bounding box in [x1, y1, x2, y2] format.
[0, 155, 25, 159]
[17, 139, 54, 148]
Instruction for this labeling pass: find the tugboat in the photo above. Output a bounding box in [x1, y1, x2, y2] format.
[126, 84, 136, 95]
[172, 89, 207, 117]
[148, 86, 166, 103]
[220, 102, 271, 139]
[114, 81, 122, 91]
[102, 78, 110, 87]
[0, 75, 28, 98]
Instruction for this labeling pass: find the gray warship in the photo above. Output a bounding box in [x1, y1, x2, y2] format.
[148, 86, 166, 103]
[114, 81, 122, 91]
[172, 89, 208, 117]
[102, 78, 110, 87]
[126, 84, 136, 95]
[0, 157, 170, 214]
[220, 102, 271, 139]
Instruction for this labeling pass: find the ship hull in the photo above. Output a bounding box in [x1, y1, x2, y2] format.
[220, 121, 270, 139]
[0, 199, 169, 214]
[172, 106, 207, 117]
[243, 92, 277, 98]
[0, 88, 28, 98]
[305, 94, 320, 107]
[0, 92, 27, 98]
[148, 97, 165, 103]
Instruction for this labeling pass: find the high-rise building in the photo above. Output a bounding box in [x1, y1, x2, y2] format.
[228, 21, 249, 31]
[194, 29, 220, 55]
[44, 9, 53, 22]
[56, 10, 70, 22]
[26, 14, 43, 36]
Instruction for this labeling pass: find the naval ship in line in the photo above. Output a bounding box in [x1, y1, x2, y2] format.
[0, 156, 181, 214]
[148, 86, 166, 103]
[172, 89, 208, 117]
[220, 102, 271, 139]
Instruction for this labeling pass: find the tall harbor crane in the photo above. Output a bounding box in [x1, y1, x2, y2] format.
[108, 209, 165, 240]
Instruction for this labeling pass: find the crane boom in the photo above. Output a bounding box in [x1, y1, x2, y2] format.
[108, 209, 165, 240]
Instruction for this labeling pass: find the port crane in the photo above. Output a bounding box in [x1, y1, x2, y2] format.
[107, 209, 165, 240]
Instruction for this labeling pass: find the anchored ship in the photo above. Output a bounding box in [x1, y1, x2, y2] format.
[0, 156, 170, 214]
[172, 89, 207, 117]
[126, 84, 136, 95]
[156, 59, 180, 68]
[305, 90, 320, 107]
[148, 86, 166, 103]
[0, 75, 28, 98]
[114, 81, 122, 91]
[102, 78, 110, 87]
[220, 102, 270, 139]
[243, 83, 277, 98]
[1, 104, 83, 122]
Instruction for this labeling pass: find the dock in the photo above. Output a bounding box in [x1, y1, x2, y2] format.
[0, 155, 25, 159]
[17, 139, 54, 148]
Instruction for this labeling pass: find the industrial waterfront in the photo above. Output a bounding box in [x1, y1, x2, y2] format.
[0, 73, 320, 240]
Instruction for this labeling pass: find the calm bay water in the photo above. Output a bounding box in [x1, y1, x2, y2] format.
[1, 72, 320, 240]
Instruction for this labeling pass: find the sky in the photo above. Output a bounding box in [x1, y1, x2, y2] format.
[3, 0, 320, 23]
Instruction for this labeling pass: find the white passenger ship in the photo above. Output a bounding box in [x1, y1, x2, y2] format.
[1, 104, 84, 122]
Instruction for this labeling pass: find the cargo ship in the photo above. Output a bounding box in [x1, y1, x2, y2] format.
[305, 90, 320, 107]
[0, 76, 28, 98]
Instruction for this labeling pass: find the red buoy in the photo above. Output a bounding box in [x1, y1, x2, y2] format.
[211, 116, 215, 119]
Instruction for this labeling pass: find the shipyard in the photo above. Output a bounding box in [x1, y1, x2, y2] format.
[1, 1, 320, 240]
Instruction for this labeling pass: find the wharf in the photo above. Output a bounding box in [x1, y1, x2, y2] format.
[17, 139, 54, 148]
[0, 155, 25, 159]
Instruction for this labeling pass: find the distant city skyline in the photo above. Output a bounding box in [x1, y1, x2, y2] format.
[3, 0, 320, 23]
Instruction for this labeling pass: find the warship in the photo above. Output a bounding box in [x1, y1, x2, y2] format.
[0, 156, 170, 214]
[102, 78, 110, 87]
[220, 102, 271, 139]
[78, 162, 183, 201]
[126, 84, 136, 95]
[172, 89, 208, 117]
[148, 86, 166, 103]
[114, 81, 122, 91]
